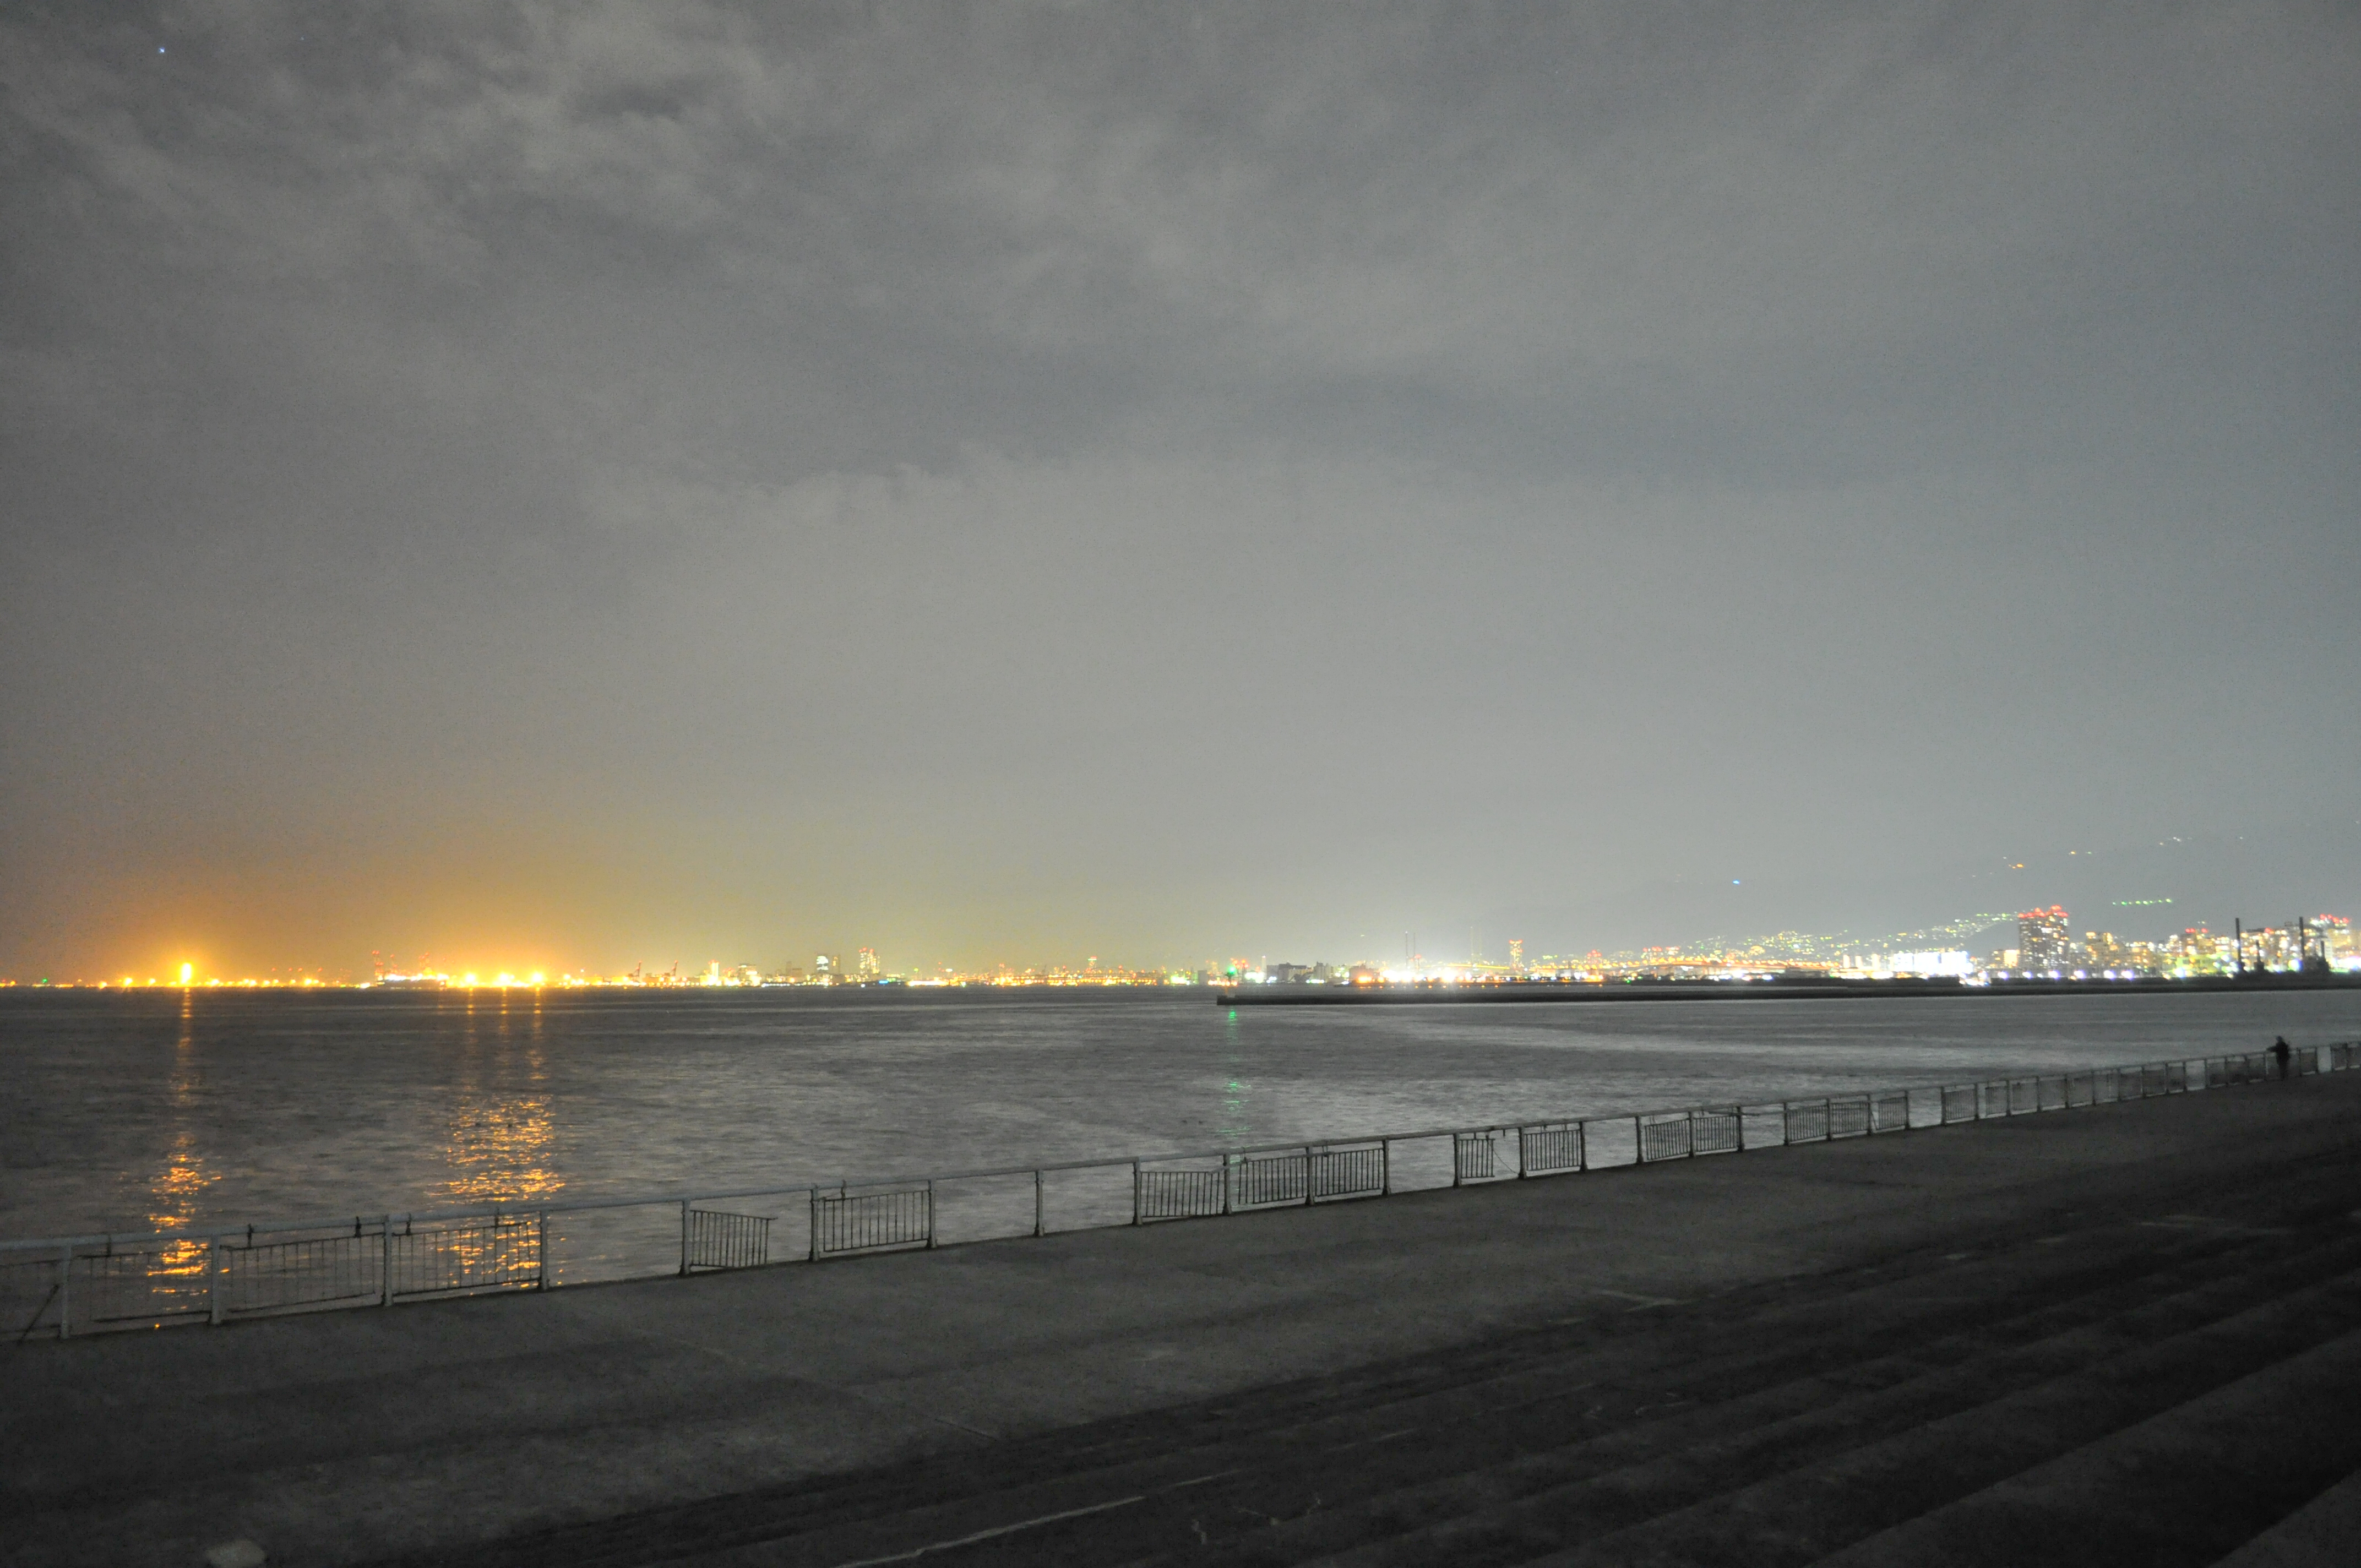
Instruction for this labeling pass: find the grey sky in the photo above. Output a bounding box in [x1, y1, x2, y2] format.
[4, 2, 2357, 976]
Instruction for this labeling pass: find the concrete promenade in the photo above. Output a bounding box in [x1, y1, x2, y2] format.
[7, 1071, 2360, 1567]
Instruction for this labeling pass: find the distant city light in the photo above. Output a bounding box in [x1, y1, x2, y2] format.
[8, 909, 2351, 991]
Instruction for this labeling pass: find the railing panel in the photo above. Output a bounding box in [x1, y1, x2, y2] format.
[1638, 1114, 1692, 1163]
[220, 1228, 383, 1315]
[2038, 1076, 2066, 1112]
[392, 1215, 541, 1297]
[1520, 1123, 1582, 1175]
[1940, 1085, 1976, 1124]
[1234, 1152, 1310, 1208]
[1138, 1167, 1225, 1222]
[1693, 1108, 1742, 1155]
[73, 1241, 215, 1329]
[811, 1186, 932, 1256]
[1310, 1145, 1386, 1200]
[1454, 1133, 1502, 1183]
[1828, 1096, 1870, 1139]
[1785, 1101, 1829, 1143]
[2008, 1079, 2036, 1115]
[687, 1210, 770, 1271]
[1978, 1081, 2010, 1118]
[1872, 1091, 1911, 1134]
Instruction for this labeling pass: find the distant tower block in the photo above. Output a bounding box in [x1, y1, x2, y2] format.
[2017, 906, 2071, 971]
[857, 947, 880, 979]
[1509, 939, 1525, 974]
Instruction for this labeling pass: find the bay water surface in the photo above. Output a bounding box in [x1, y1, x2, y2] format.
[5, 986, 2357, 1249]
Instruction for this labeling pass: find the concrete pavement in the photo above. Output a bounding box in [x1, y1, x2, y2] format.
[6, 1070, 2358, 1567]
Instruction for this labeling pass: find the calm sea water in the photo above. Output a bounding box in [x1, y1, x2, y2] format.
[3, 986, 2356, 1243]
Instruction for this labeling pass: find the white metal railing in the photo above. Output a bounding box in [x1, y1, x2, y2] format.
[6, 1040, 2353, 1342]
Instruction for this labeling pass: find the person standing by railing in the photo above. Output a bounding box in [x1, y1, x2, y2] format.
[2273, 1037, 2293, 1080]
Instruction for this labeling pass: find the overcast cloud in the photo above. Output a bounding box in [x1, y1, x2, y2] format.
[3, 1, 2357, 976]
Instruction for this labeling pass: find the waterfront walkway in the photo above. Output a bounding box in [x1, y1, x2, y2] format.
[7, 1072, 2360, 1567]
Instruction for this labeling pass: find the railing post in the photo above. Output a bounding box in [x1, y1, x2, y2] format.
[536, 1210, 550, 1290]
[808, 1187, 821, 1261]
[1033, 1169, 1044, 1237]
[1577, 1119, 1588, 1172]
[382, 1216, 395, 1305]
[1131, 1161, 1142, 1225]
[1381, 1139, 1392, 1195]
[924, 1182, 937, 1248]
[57, 1245, 70, 1340]
[1303, 1149, 1314, 1206]
[1782, 1102, 1794, 1146]
[209, 1235, 226, 1325]
[678, 1199, 692, 1276]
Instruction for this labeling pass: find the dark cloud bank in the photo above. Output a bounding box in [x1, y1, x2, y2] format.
[3, 2, 2356, 975]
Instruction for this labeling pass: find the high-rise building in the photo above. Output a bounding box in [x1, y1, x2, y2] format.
[2318, 916, 2354, 963]
[2017, 906, 2071, 971]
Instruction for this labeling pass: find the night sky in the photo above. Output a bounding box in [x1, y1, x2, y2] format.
[4, 3, 2357, 978]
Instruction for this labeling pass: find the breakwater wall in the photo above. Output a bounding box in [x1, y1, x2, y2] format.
[1218, 973, 2361, 1004]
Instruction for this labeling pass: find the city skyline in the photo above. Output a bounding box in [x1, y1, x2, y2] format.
[14, 892, 2352, 991]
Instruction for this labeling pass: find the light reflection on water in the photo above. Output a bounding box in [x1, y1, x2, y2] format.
[2, 986, 2356, 1239]
[1217, 1006, 1252, 1144]
[443, 1095, 562, 1206]
[146, 991, 214, 1276]
[441, 987, 563, 1207]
